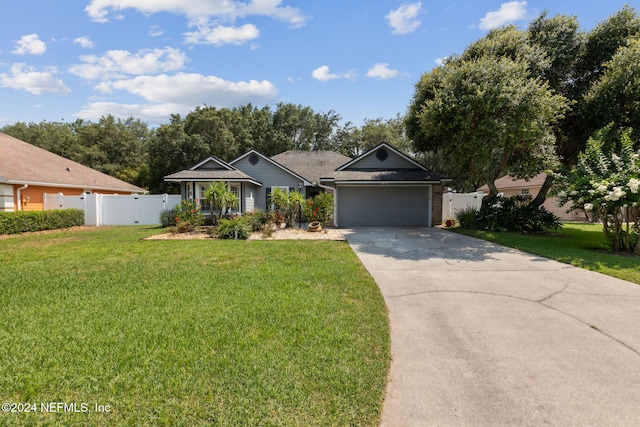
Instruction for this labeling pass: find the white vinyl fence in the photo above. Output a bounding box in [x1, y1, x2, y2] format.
[44, 193, 181, 226]
[442, 192, 484, 220]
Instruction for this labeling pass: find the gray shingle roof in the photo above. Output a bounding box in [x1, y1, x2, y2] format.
[0, 132, 146, 193]
[270, 151, 352, 185]
[164, 169, 261, 185]
[321, 169, 449, 183]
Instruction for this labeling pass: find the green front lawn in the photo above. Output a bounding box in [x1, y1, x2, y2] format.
[0, 227, 389, 426]
[454, 223, 640, 285]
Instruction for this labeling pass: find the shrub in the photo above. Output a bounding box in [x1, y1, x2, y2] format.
[0, 209, 84, 235]
[302, 192, 334, 226]
[159, 207, 179, 228]
[455, 206, 479, 229]
[243, 210, 269, 232]
[216, 216, 252, 240]
[456, 195, 561, 233]
[173, 199, 204, 232]
[476, 195, 561, 233]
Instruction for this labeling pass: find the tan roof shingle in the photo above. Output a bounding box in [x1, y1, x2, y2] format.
[0, 132, 146, 193]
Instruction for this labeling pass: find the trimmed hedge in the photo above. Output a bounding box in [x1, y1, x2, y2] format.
[0, 209, 85, 235]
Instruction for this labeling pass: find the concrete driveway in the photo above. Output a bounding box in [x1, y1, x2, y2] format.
[343, 227, 640, 426]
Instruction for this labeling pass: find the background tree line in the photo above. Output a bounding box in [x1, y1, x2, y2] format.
[2, 103, 410, 193]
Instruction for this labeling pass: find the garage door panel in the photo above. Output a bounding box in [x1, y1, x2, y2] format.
[338, 186, 429, 227]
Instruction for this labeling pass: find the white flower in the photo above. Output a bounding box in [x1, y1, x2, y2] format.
[594, 184, 608, 193]
[628, 178, 640, 194]
[612, 154, 620, 161]
[604, 187, 626, 202]
[584, 203, 594, 211]
[556, 191, 567, 199]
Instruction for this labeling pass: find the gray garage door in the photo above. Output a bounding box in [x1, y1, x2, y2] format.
[337, 185, 430, 226]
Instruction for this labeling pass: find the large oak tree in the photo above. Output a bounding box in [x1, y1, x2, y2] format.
[406, 54, 567, 203]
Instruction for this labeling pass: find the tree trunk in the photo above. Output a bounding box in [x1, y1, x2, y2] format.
[481, 180, 500, 208]
[528, 174, 555, 208]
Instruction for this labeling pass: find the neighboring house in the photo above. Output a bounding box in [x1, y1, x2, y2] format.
[477, 173, 583, 221]
[0, 132, 146, 212]
[165, 142, 451, 227]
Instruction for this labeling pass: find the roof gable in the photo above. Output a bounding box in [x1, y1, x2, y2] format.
[231, 150, 312, 186]
[190, 156, 235, 171]
[337, 142, 428, 171]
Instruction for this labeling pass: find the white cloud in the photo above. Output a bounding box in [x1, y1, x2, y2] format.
[311, 65, 356, 82]
[75, 101, 184, 124]
[386, 2, 422, 35]
[77, 72, 279, 123]
[12, 34, 47, 55]
[69, 47, 188, 80]
[94, 73, 278, 106]
[184, 23, 260, 46]
[366, 63, 399, 79]
[84, 0, 307, 28]
[0, 63, 70, 95]
[149, 25, 164, 37]
[312, 65, 339, 82]
[73, 36, 94, 49]
[479, 1, 528, 30]
[435, 57, 446, 66]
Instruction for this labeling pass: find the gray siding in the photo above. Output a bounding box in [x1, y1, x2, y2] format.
[347, 149, 417, 169]
[337, 185, 430, 226]
[234, 157, 305, 210]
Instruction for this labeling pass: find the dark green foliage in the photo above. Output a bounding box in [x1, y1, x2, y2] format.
[457, 196, 561, 233]
[159, 207, 179, 228]
[455, 206, 480, 229]
[243, 210, 269, 232]
[174, 200, 204, 229]
[0, 209, 84, 234]
[216, 216, 253, 239]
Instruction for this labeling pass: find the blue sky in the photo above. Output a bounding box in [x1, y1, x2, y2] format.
[0, 1, 637, 128]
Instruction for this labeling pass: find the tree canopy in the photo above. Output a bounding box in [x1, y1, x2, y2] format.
[406, 6, 640, 200]
[407, 54, 567, 200]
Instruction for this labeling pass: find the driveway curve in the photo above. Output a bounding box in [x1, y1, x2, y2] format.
[344, 227, 640, 427]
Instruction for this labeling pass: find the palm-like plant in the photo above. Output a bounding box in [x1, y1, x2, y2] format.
[203, 181, 239, 221]
[270, 188, 305, 227]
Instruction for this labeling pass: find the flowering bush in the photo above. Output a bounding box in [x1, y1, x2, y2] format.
[172, 199, 204, 233]
[242, 210, 269, 232]
[302, 192, 334, 226]
[554, 126, 640, 253]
